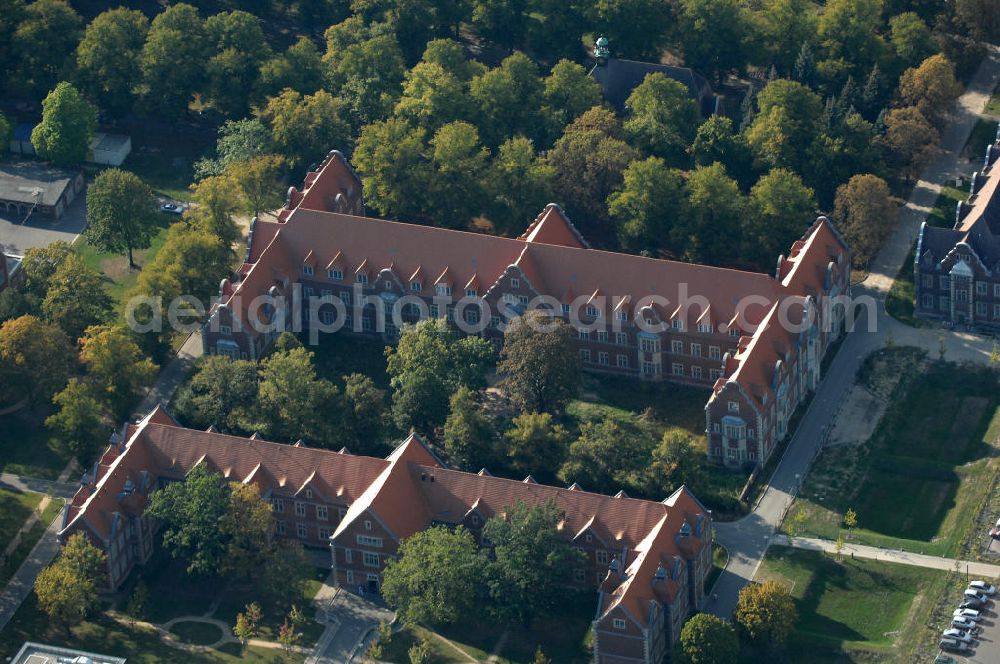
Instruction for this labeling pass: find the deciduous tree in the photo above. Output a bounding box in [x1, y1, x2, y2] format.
[743, 169, 816, 268]
[624, 73, 700, 162]
[898, 54, 962, 125]
[40, 254, 113, 341]
[427, 121, 489, 228]
[140, 3, 207, 118]
[469, 52, 542, 147]
[174, 354, 258, 433]
[0, 315, 73, 405]
[382, 525, 482, 625]
[353, 117, 431, 221]
[832, 173, 894, 267]
[889, 12, 936, 67]
[85, 169, 157, 269]
[734, 579, 797, 648]
[254, 346, 342, 444]
[443, 386, 495, 470]
[503, 411, 569, 481]
[879, 106, 939, 181]
[229, 154, 287, 218]
[46, 378, 106, 463]
[203, 10, 271, 117]
[608, 156, 687, 254]
[559, 413, 655, 494]
[259, 36, 324, 97]
[79, 325, 157, 419]
[497, 311, 580, 415]
[31, 82, 97, 167]
[75, 8, 149, 117]
[682, 162, 744, 265]
[539, 60, 602, 144]
[12, 0, 82, 96]
[484, 500, 585, 625]
[675, 613, 738, 664]
[486, 137, 555, 235]
[678, 0, 752, 82]
[261, 89, 352, 169]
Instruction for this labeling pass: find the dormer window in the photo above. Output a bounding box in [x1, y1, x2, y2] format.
[729, 328, 740, 337]
[728, 401, 739, 413]
[616, 311, 628, 321]
[586, 305, 600, 318]
[613, 618, 626, 630]
[410, 281, 421, 292]
[466, 289, 477, 298]
[356, 273, 368, 284]
[511, 277, 520, 288]
[585, 533, 592, 543]
[329, 269, 343, 280]
[436, 284, 451, 296]
[562, 304, 571, 315]
[672, 320, 683, 331]
[303, 265, 314, 276]
[698, 323, 712, 333]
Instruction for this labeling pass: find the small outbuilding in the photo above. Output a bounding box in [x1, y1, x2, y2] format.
[0, 160, 84, 220]
[88, 132, 132, 166]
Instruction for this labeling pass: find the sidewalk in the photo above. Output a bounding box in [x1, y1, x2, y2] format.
[0, 509, 62, 632]
[773, 534, 1000, 578]
[132, 330, 203, 418]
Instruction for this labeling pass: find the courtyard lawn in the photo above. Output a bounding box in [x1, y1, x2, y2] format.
[0, 498, 63, 587]
[925, 184, 968, 229]
[306, 331, 390, 389]
[758, 546, 948, 661]
[73, 211, 174, 308]
[0, 489, 42, 551]
[169, 620, 224, 646]
[964, 118, 999, 161]
[886, 243, 920, 326]
[0, 594, 298, 663]
[0, 409, 73, 479]
[784, 348, 1000, 557]
[380, 593, 593, 663]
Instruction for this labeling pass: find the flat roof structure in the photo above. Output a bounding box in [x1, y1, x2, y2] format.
[11, 641, 127, 664]
[0, 160, 79, 207]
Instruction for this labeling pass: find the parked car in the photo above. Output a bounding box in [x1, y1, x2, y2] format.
[969, 580, 997, 595]
[960, 597, 985, 609]
[942, 628, 974, 643]
[952, 617, 980, 632]
[160, 202, 184, 216]
[934, 655, 957, 664]
[964, 589, 990, 604]
[954, 607, 982, 620]
[940, 638, 971, 653]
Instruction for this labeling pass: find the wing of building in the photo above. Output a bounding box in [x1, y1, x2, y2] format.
[202, 150, 850, 470]
[60, 406, 711, 664]
[915, 125, 1000, 328]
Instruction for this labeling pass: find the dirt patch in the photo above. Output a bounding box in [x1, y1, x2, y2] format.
[99, 254, 132, 281]
[828, 385, 887, 447]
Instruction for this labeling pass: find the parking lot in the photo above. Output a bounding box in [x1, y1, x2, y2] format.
[0, 190, 87, 254]
[939, 584, 1000, 663]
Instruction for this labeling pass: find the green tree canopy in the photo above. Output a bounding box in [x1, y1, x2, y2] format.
[173, 354, 259, 433]
[34, 533, 105, 636]
[608, 156, 688, 254]
[253, 346, 342, 444]
[203, 10, 272, 116]
[497, 311, 580, 415]
[40, 253, 113, 341]
[259, 36, 324, 97]
[146, 463, 231, 576]
[469, 51, 542, 147]
[486, 136, 555, 235]
[323, 20, 406, 128]
[503, 411, 569, 481]
[382, 525, 482, 625]
[427, 121, 489, 227]
[387, 318, 494, 432]
[889, 12, 936, 67]
[675, 613, 739, 664]
[12, 0, 82, 96]
[690, 115, 754, 187]
[743, 168, 816, 268]
[756, 0, 818, 74]
[898, 54, 962, 125]
[75, 8, 149, 117]
[678, 0, 752, 82]
[682, 162, 744, 265]
[354, 117, 432, 221]
[140, 3, 207, 118]
[832, 173, 894, 267]
[484, 499, 585, 625]
[539, 59, 602, 145]
[84, 169, 157, 269]
[559, 413, 655, 494]
[261, 88, 352, 169]
[31, 82, 97, 167]
[443, 386, 495, 470]
[79, 324, 158, 419]
[624, 73, 700, 162]
[46, 378, 106, 463]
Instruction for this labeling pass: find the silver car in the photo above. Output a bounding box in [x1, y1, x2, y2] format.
[942, 628, 974, 643]
[940, 638, 971, 653]
[952, 617, 980, 632]
[969, 580, 997, 595]
[954, 608, 982, 621]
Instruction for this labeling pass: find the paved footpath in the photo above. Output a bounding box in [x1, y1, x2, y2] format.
[708, 45, 1000, 621]
[773, 535, 1000, 578]
[132, 330, 204, 418]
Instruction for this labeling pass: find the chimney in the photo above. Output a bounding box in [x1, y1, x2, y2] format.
[775, 254, 785, 280]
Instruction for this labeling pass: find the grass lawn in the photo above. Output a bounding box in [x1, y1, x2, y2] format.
[138, 548, 327, 646]
[0, 497, 63, 586]
[0, 488, 42, 550]
[758, 546, 948, 661]
[705, 543, 728, 594]
[986, 91, 1000, 116]
[169, 620, 224, 646]
[784, 348, 1000, 557]
[885, 243, 920, 326]
[73, 211, 175, 308]
[0, 408, 71, 479]
[0, 595, 297, 663]
[926, 184, 967, 229]
[964, 118, 998, 161]
[380, 593, 593, 663]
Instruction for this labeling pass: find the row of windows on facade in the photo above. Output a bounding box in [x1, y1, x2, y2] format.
[589, 351, 724, 380]
[710, 446, 758, 461]
[625, 337, 728, 358]
[300, 272, 741, 333]
[923, 274, 1000, 297]
[921, 295, 1000, 317]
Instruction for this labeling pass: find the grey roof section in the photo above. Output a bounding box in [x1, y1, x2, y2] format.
[590, 57, 716, 114]
[12, 641, 127, 664]
[0, 160, 79, 206]
[91, 132, 130, 152]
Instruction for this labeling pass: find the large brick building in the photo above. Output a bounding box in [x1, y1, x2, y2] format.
[915, 125, 1000, 328]
[60, 406, 712, 664]
[201, 150, 850, 468]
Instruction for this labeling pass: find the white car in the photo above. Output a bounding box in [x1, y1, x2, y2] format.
[969, 580, 997, 595]
[940, 638, 971, 653]
[954, 608, 982, 621]
[952, 617, 980, 632]
[964, 589, 990, 603]
[942, 628, 975, 643]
